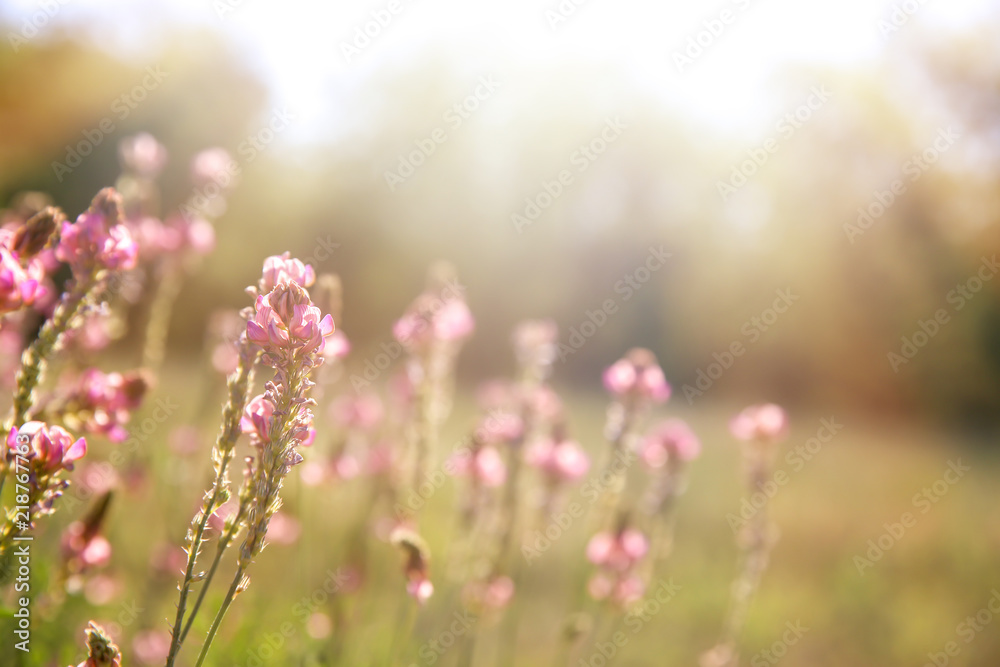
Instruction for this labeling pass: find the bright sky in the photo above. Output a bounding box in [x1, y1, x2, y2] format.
[2, 0, 991, 142]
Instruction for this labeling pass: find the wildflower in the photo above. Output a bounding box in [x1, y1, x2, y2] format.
[65, 369, 149, 442]
[640, 419, 701, 469]
[729, 403, 788, 443]
[260, 252, 316, 292]
[525, 434, 590, 482]
[603, 348, 670, 403]
[56, 188, 138, 275]
[247, 281, 333, 362]
[449, 443, 507, 487]
[7, 421, 87, 475]
[586, 524, 649, 607]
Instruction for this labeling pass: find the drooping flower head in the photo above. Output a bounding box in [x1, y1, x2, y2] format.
[56, 189, 138, 277]
[729, 404, 788, 443]
[390, 526, 433, 604]
[603, 348, 670, 404]
[640, 419, 701, 469]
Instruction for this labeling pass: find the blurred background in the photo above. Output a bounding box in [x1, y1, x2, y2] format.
[1, 1, 1000, 665]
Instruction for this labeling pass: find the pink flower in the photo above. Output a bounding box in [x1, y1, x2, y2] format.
[0, 246, 41, 314]
[433, 299, 475, 341]
[586, 529, 648, 571]
[56, 190, 137, 274]
[478, 409, 524, 444]
[119, 133, 167, 177]
[394, 292, 474, 350]
[241, 394, 275, 442]
[69, 370, 149, 443]
[730, 404, 788, 443]
[62, 520, 112, 569]
[247, 281, 334, 359]
[260, 252, 316, 292]
[8, 421, 86, 474]
[448, 445, 506, 487]
[526, 437, 590, 482]
[603, 349, 670, 403]
[641, 419, 701, 468]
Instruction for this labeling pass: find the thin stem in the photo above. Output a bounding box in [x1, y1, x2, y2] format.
[714, 444, 776, 666]
[180, 510, 243, 643]
[142, 264, 184, 371]
[165, 347, 254, 667]
[193, 566, 244, 667]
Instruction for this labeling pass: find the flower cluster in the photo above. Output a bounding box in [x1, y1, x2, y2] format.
[60, 369, 150, 443]
[603, 347, 671, 404]
[525, 429, 590, 483]
[247, 280, 334, 366]
[393, 290, 474, 352]
[586, 525, 649, 606]
[640, 419, 701, 469]
[56, 189, 138, 278]
[730, 403, 789, 443]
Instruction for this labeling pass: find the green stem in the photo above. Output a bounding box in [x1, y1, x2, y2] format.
[165, 348, 254, 667]
[193, 566, 244, 667]
[142, 264, 184, 371]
